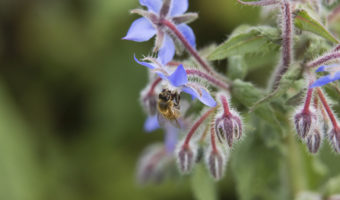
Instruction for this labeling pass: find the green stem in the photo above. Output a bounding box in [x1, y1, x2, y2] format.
[285, 128, 306, 198]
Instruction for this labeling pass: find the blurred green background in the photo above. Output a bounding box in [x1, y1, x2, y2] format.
[0, 0, 259, 199]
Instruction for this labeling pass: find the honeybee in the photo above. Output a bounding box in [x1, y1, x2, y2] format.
[157, 89, 181, 127]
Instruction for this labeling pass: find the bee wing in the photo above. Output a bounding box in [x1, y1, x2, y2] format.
[171, 118, 181, 129]
[157, 112, 168, 128]
[157, 113, 180, 129]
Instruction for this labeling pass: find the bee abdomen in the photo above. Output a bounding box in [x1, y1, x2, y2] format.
[158, 101, 169, 111]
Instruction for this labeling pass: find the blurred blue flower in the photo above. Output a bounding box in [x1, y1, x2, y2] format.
[123, 0, 196, 65]
[310, 64, 340, 88]
[164, 123, 178, 153]
[144, 115, 160, 132]
[144, 115, 178, 153]
[135, 56, 216, 107]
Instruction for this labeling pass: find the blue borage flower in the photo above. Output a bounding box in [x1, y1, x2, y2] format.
[164, 123, 178, 153]
[144, 115, 178, 153]
[134, 56, 217, 107]
[123, 0, 197, 65]
[310, 64, 340, 88]
[144, 115, 160, 132]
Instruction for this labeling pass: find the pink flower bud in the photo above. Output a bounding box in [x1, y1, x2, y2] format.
[176, 143, 196, 174]
[215, 111, 242, 147]
[294, 107, 318, 139]
[136, 144, 170, 184]
[214, 93, 243, 148]
[306, 129, 322, 154]
[205, 148, 227, 181]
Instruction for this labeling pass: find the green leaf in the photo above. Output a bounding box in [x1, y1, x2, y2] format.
[231, 79, 282, 132]
[249, 64, 303, 112]
[231, 126, 288, 200]
[208, 26, 280, 60]
[294, 9, 339, 44]
[302, 34, 331, 61]
[231, 79, 265, 106]
[0, 81, 42, 200]
[227, 56, 248, 80]
[191, 164, 217, 200]
[244, 51, 279, 72]
[321, 175, 340, 196]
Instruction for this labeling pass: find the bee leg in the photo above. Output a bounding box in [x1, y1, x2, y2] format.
[169, 107, 180, 128]
[172, 92, 180, 109]
[174, 119, 180, 128]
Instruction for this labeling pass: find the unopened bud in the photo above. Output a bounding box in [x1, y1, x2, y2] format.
[205, 148, 227, 181]
[140, 87, 158, 115]
[294, 107, 318, 139]
[176, 143, 196, 174]
[136, 144, 169, 184]
[329, 127, 340, 153]
[306, 129, 322, 154]
[215, 111, 242, 147]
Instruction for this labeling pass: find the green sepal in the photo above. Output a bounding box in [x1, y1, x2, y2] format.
[294, 9, 339, 44]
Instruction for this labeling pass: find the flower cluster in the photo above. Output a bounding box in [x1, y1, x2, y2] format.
[124, 0, 340, 189]
[293, 86, 321, 153]
[244, 0, 340, 155]
[123, 0, 197, 65]
[293, 82, 340, 153]
[124, 0, 242, 182]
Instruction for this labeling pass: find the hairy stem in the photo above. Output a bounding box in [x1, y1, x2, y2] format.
[167, 61, 230, 89]
[303, 87, 313, 113]
[220, 95, 231, 116]
[184, 107, 216, 146]
[186, 69, 230, 91]
[210, 124, 218, 152]
[161, 19, 215, 74]
[272, 0, 293, 89]
[237, 0, 279, 6]
[316, 88, 339, 129]
[306, 52, 340, 68]
[147, 78, 162, 96]
[332, 44, 340, 52]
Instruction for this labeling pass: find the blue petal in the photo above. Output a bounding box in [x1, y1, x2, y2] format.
[182, 86, 217, 107]
[122, 18, 156, 42]
[316, 65, 326, 72]
[170, 0, 188, 16]
[134, 55, 156, 69]
[139, 0, 162, 13]
[198, 88, 217, 107]
[176, 24, 196, 49]
[156, 72, 168, 80]
[167, 64, 188, 87]
[316, 64, 338, 72]
[134, 56, 169, 80]
[164, 124, 178, 153]
[310, 71, 340, 88]
[182, 87, 197, 100]
[144, 115, 160, 132]
[158, 34, 175, 65]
